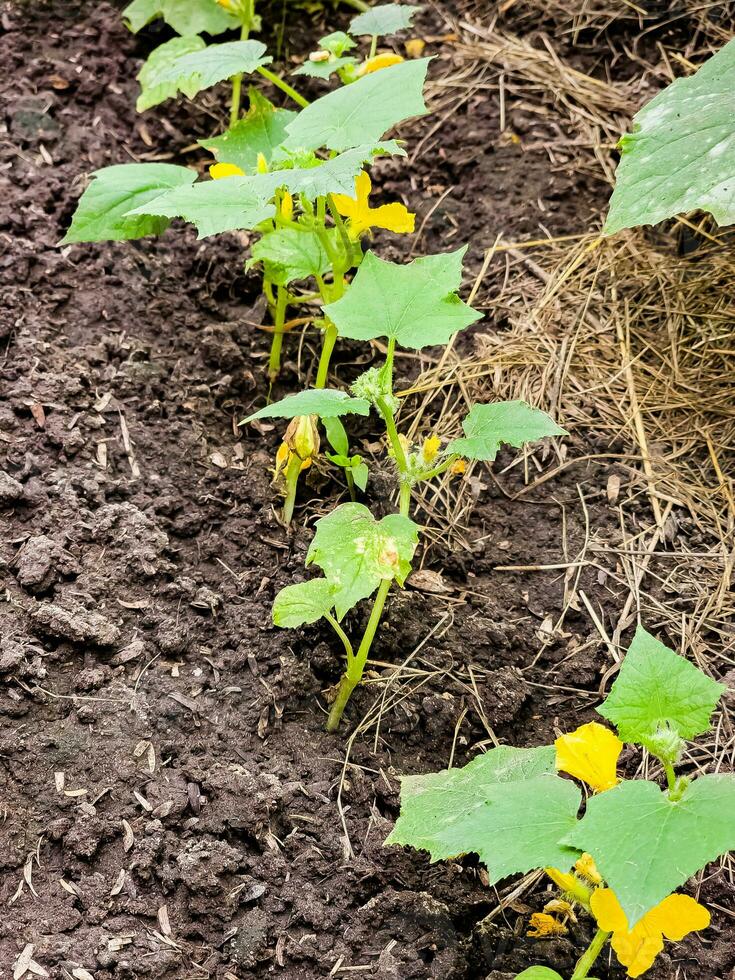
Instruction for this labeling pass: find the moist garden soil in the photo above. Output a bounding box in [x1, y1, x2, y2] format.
[1, 2, 732, 979]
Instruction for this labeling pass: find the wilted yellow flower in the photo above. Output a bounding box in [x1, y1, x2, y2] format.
[422, 435, 441, 464]
[210, 162, 245, 180]
[405, 39, 426, 58]
[450, 459, 466, 476]
[543, 898, 577, 922]
[274, 415, 319, 479]
[527, 912, 567, 938]
[591, 889, 710, 978]
[358, 53, 405, 76]
[332, 171, 415, 238]
[555, 721, 622, 793]
[575, 853, 602, 886]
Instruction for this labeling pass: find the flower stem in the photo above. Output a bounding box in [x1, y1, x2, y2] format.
[268, 284, 288, 381]
[570, 928, 610, 980]
[256, 66, 309, 108]
[282, 452, 302, 525]
[230, 21, 251, 126]
[326, 577, 391, 732]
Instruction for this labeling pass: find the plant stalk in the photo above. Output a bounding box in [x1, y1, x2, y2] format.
[315, 321, 338, 388]
[570, 927, 610, 980]
[256, 66, 309, 108]
[282, 451, 302, 525]
[326, 577, 391, 732]
[230, 21, 251, 126]
[268, 284, 288, 381]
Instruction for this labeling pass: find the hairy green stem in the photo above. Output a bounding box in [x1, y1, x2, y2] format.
[282, 451, 302, 525]
[326, 577, 391, 732]
[315, 321, 338, 388]
[570, 928, 610, 980]
[420, 454, 460, 481]
[663, 760, 677, 794]
[268, 285, 288, 381]
[256, 66, 309, 107]
[324, 612, 354, 662]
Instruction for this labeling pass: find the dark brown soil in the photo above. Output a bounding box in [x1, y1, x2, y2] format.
[1, 2, 732, 979]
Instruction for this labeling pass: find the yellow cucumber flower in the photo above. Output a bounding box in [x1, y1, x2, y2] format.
[210, 162, 245, 180]
[422, 435, 441, 465]
[527, 912, 568, 938]
[332, 171, 415, 239]
[450, 459, 467, 476]
[555, 721, 622, 793]
[590, 889, 710, 978]
[358, 52, 405, 76]
[274, 415, 319, 479]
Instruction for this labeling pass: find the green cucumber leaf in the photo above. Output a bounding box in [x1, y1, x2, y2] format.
[123, 0, 238, 35]
[199, 89, 297, 171]
[293, 56, 357, 79]
[284, 57, 430, 151]
[323, 416, 350, 457]
[606, 38, 735, 234]
[515, 970, 565, 980]
[307, 502, 419, 619]
[349, 3, 420, 36]
[597, 625, 725, 748]
[324, 248, 481, 348]
[386, 745, 581, 883]
[242, 389, 371, 423]
[272, 141, 405, 198]
[352, 461, 369, 492]
[124, 175, 275, 237]
[248, 227, 337, 286]
[320, 31, 357, 56]
[137, 36, 206, 113]
[273, 579, 336, 628]
[565, 774, 735, 926]
[137, 39, 271, 111]
[447, 401, 567, 462]
[60, 163, 197, 245]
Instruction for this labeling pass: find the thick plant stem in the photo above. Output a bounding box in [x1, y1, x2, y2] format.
[326, 577, 391, 732]
[256, 66, 309, 107]
[315, 321, 338, 388]
[268, 285, 288, 381]
[570, 928, 610, 980]
[282, 452, 302, 525]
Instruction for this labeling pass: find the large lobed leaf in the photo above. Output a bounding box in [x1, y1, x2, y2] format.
[386, 745, 582, 884]
[597, 625, 725, 749]
[565, 774, 735, 926]
[349, 3, 420, 36]
[137, 39, 271, 111]
[60, 163, 197, 245]
[199, 90, 297, 172]
[242, 389, 371, 424]
[606, 38, 735, 234]
[137, 36, 206, 113]
[447, 401, 567, 462]
[324, 248, 481, 348]
[307, 502, 419, 619]
[123, 0, 238, 35]
[284, 57, 430, 151]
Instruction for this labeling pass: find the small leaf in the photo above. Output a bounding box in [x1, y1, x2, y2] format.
[447, 401, 567, 461]
[293, 57, 357, 79]
[249, 227, 336, 286]
[60, 163, 197, 245]
[515, 970, 565, 980]
[606, 38, 735, 234]
[284, 57, 430, 151]
[125, 175, 275, 238]
[320, 31, 357, 56]
[352, 461, 369, 492]
[137, 36, 206, 113]
[273, 579, 336, 628]
[385, 746, 581, 883]
[307, 502, 419, 619]
[242, 389, 371, 424]
[565, 774, 735, 926]
[122, 0, 161, 32]
[137, 39, 271, 111]
[597, 625, 725, 748]
[123, 0, 238, 34]
[324, 248, 481, 348]
[199, 90, 297, 171]
[272, 142, 406, 199]
[349, 3, 421, 36]
[323, 416, 350, 457]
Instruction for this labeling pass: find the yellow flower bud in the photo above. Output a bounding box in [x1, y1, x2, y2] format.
[210, 162, 245, 180]
[358, 53, 404, 76]
[280, 191, 294, 221]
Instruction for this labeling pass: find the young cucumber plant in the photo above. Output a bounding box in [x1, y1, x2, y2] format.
[250, 248, 566, 730]
[606, 37, 735, 235]
[61, 52, 428, 385]
[388, 626, 733, 979]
